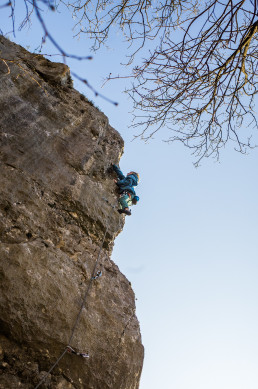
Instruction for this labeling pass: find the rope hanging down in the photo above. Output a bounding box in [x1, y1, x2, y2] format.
[35, 199, 116, 389]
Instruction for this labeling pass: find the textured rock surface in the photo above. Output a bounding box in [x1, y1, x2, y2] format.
[0, 36, 144, 389]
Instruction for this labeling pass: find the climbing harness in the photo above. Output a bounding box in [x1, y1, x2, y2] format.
[66, 345, 89, 358]
[34, 198, 116, 389]
[92, 270, 102, 280]
[120, 191, 132, 198]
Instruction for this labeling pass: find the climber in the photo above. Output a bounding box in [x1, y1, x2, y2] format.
[112, 164, 140, 216]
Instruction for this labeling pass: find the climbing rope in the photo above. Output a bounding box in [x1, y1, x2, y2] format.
[34, 198, 116, 389]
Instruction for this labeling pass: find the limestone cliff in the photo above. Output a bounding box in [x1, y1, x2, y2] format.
[0, 36, 144, 389]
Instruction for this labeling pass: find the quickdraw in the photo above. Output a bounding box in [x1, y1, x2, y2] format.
[91, 270, 102, 280]
[66, 346, 90, 359]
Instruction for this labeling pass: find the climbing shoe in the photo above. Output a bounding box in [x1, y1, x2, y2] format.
[118, 208, 132, 216]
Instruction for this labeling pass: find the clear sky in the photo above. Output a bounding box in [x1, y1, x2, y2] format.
[2, 3, 258, 388]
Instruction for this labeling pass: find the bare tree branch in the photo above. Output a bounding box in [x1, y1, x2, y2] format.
[0, 0, 115, 103]
[1, 0, 257, 163]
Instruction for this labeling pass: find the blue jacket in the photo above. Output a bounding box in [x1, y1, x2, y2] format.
[113, 164, 138, 195]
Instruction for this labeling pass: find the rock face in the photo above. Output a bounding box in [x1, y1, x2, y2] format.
[0, 36, 144, 389]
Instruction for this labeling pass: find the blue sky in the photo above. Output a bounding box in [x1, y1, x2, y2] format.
[2, 3, 258, 388]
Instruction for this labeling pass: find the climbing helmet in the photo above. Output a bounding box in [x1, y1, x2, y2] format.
[127, 171, 140, 182]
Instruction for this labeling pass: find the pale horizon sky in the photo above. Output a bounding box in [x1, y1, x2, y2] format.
[1, 3, 258, 388]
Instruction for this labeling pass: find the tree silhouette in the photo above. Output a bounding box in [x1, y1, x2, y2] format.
[2, 0, 258, 163]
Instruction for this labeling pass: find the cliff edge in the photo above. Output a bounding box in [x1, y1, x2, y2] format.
[0, 36, 144, 389]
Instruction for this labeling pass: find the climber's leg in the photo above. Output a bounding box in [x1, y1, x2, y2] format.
[118, 208, 131, 216]
[118, 193, 132, 216]
[119, 193, 130, 209]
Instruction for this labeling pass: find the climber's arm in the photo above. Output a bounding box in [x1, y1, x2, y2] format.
[112, 164, 125, 180]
